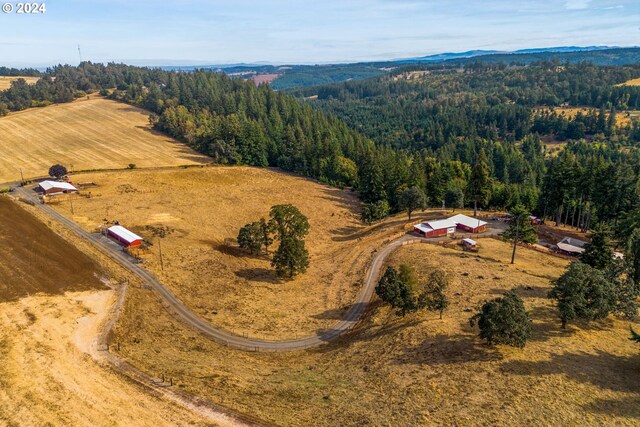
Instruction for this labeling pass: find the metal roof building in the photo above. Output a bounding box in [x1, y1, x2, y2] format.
[449, 214, 488, 232]
[556, 237, 587, 255]
[107, 225, 144, 247]
[38, 180, 78, 195]
[414, 218, 457, 237]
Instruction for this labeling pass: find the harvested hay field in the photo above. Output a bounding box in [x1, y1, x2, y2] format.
[49, 166, 420, 339]
[0, 75, 39, 90]
[0, 196, 214, 426]
[0, 196, 105, 301]
[0, 96, 210, 183]
[112, 238, 640, 426]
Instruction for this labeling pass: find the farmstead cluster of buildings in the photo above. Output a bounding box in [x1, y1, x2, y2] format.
[413, 214, 487, 237]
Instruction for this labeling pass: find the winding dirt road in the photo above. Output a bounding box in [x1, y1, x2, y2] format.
[16, 186, 416, 351]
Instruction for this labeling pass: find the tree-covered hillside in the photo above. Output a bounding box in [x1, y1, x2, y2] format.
[2, 61, 640, 236]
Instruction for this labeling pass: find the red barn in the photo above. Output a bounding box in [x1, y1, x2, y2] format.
[107, 225, 144, 248]
[449, 214, 487, 233]
[413, 218, 457, 237]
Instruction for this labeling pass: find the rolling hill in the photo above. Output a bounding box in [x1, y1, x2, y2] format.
[0, 96, 210, 183]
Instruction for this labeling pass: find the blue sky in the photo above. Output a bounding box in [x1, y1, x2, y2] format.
[0, 0, 638, 67]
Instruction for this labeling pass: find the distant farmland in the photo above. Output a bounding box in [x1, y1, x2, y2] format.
[0, 96, 210, 183]
[0, 75, 39, 90]
[618, 77, 640, 86]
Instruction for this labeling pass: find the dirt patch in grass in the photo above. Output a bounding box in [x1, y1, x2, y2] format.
[0, 290, 220, 426]
[112, 238, 640, 426]
[0, 96, 210, 182]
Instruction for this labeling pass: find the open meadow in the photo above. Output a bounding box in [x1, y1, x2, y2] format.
[0, 96, 210, 183]
[0, 197, 217, 427]
[108, 237, 640, 426]
[618, 77, 640, 86]
[48, 166, 422, 339]
[537, 106, 639, 127]
[0, 76, 39, 90]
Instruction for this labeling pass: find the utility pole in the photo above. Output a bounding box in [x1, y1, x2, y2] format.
[19, 168, 24, 185]
[69, 193, 74, 215]
[511, 220, 520, 265]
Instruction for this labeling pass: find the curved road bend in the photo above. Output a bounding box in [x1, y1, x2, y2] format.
[16, 187, 416, 351]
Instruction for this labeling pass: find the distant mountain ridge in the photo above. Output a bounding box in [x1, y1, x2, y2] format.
[156, 46, 629, 70]
[398, 46, 622, 63]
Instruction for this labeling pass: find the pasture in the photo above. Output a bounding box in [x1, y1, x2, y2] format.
[48, 166, 419, 339]
[0, 96, 209, 183]
[112, 237, 640, 426]
[0, 75, 39, 90]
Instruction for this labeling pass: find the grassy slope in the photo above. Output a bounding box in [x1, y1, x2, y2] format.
[0, 196, 213, 426]
[111, 237, 640, 426]
[0, 96, 210, 183]
[48, 166, 430, 339]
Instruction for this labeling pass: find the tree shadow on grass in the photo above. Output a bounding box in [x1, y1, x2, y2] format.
[320, 187, 359, 213]
[392, 333, 503, 366]
[311, 305, 351, 320]
[311, 303, 423, 353]
[499, 350, 640, 393]
[488, 285, 550, 299]
[526, 305, 578, 343]
[234, 268, 280, 284]
[205, 240, 270, 261]
[331, 218, 404, 242]
[583, 396, 640, 419]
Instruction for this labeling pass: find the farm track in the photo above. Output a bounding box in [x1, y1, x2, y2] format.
[15, 186, 415, 351]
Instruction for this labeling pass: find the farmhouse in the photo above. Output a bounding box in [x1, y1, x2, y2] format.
[556, 237, 587, 255]
[38, 180, 78, 195]
[449, 214, 488, 233]
[107, 225, 144, 248]
[414, 218, 457, 237]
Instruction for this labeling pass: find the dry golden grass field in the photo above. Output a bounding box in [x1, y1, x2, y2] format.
[618, 77, 640, 86]
[109, 237, 640, 426]
[48, 166, 425, 340]
[0, 197, 215, 426]
[0, 75, 39, 90]
[538, 106, 638, 127]
[0, 96, 210, 183]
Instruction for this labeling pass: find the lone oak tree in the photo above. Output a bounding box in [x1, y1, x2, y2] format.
[48, 164, 68, 180]
[470, 290, 532, 348]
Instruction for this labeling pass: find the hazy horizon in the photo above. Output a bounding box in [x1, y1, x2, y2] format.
[0, 0, 639, 67]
